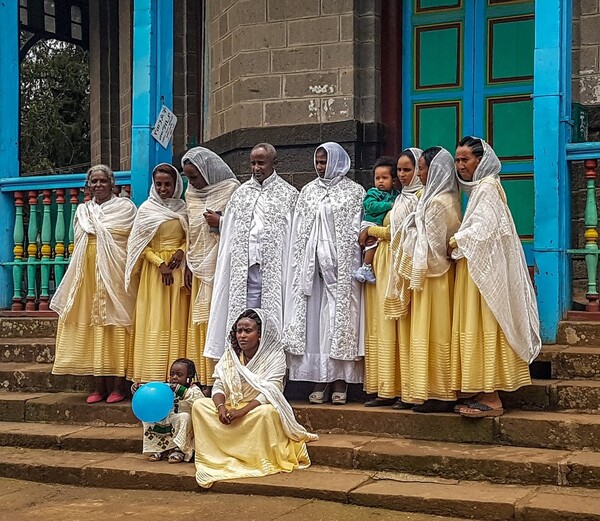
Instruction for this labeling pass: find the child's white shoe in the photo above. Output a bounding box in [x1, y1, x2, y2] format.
[354, 264, 376, 284]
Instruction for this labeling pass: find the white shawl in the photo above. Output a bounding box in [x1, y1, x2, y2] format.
[396, 148, 461, 316]
[204, 173, 298, 359]
[213, 308, 318, 443]
[51, 195, 137, 327]
[452, 139, 541, 363]
[124, 164, 188, 290]
[283, 142, 365, 360]
[384, 148, 423, 316]
[182, 147, 240, 324]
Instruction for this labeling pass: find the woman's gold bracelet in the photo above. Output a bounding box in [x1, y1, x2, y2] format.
[216, 403, 226, 410]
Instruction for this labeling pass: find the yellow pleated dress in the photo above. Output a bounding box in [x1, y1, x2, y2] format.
[186, 277, 215, 386]
[399, 266, 457, 404]
[450, 258, 531, 393]
[53, 237, 129, 376]
[364, 214, 402, 398]
[127, 219, 189, 383]
[192, 397, 311, 488]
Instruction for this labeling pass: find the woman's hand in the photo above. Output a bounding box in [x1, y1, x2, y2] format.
[168, 249, 184, 270]
[184, 266, 193, 291]
[358, 228, 370, 247]
[218, 406, 248, 425]
[203, 210, 221, 228]
[159, 263, 174, 286]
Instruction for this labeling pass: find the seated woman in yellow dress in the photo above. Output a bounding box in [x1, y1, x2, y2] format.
[192, 308, 317, 488]
[125, 163, 189, 383]
[51, 164, 137, 404]
[396, 147, 462, 413]
[450, 136, 541, 418]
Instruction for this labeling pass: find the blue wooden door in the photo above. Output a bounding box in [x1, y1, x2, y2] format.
[402, 0, 535, 262]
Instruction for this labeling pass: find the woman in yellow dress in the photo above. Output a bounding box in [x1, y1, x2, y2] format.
[125, 163, 189, 383]
[51, 164, 137, 404]
[181, 147, 240, 394]
[396, 147, 462, 412]
[363, 150, 422, 408]
[450, 137, 541, 418]
[192, 308, 317, 488]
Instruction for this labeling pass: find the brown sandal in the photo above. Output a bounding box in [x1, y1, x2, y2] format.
[459, 402, 504, 418]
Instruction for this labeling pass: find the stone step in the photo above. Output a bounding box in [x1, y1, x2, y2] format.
[0, 317, 57, 339]
[3, 391, 600, 451]
[557, 320, 600, 347]
[1, 421, 599, 489]
[535, 345, 600, 380]
[4, 362, 600, 411]
[0, 446, 599, 521]
[0, 362, 88, 392]
[0, 337, 55, 364]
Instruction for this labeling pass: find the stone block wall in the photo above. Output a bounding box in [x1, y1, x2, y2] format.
[570, 0, 600, 299]
[203, 0, 383, 186]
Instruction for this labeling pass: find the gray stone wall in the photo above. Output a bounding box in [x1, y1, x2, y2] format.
[203, 0, 383, 186]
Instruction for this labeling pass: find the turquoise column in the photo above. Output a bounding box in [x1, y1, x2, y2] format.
[533, 0, 572, 342]
[130, 0, 174, 205]
[0, 3, 20, 308]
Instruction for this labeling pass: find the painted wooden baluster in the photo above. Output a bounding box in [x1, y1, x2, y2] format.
[38, 190, 53, 310]
[584, 159, 600, 312]
[68, 188, 79, 257]
[11, 191, 25, 311]
[26, 190, 39, 311]
[83, 186, 92, 202]
[54, 189, 66, 286]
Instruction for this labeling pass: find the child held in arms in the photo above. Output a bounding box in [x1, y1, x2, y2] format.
[132, 358, 203, 463]
[354, 157, 400, 283]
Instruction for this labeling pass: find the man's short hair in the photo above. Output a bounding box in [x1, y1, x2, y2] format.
[251, 142, 277, 160]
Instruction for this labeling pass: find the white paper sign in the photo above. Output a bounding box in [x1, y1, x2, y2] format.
[151, 105, 178, 149]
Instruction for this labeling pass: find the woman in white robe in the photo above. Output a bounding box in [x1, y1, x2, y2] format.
[284, 142, 365, 405]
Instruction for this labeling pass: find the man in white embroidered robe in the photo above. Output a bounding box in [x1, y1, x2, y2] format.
[204, 143, 299, 360]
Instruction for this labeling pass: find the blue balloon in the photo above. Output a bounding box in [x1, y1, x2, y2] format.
[132, 381, 174, 423]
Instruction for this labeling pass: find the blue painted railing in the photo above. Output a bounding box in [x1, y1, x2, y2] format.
[0, 172, 131, 312]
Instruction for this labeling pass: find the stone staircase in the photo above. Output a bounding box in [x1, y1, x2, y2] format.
[2, 317, 600, 520]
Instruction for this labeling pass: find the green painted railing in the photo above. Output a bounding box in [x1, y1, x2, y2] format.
[567, 143, 600, 314]
[0, 172, 131, 313]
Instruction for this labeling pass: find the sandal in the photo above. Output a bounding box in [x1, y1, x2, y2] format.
[459, 402, 504, 418]
[332, 384, 348, 405]
[147, 452, 164, 462]
[309, 384, 331, 404]
[168, 451, 185, 464]
[453, 399, 478, 414]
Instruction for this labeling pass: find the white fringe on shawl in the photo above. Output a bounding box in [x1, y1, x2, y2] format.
[124, 164, 188, 290]
[213, 309, 318, 443]
[452, 139, 541, 363]
[50, 195, 137, 327]
[396, 148, 461, 317]
[384, 147, 423, 316]
[182, 147, 240, 324]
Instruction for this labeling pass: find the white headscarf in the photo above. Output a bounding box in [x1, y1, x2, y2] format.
[315, 142, 351, 186]
[456, 137, 502, 194]
[182, 147, 240, 324]
[214, 308, 318, 443]
[125, 163, 188, 290]
[400, 148, 458, 286]
[51, 195, 137, 327]
[385, 148, 423, 316]
[389, 147, 423, 237]
[453, 138, 541, 363]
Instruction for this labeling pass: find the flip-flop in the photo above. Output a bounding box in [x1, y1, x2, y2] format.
[453, 399, 478, 413]
[459, 402, 504, 418]
[168, 451, 185, 464]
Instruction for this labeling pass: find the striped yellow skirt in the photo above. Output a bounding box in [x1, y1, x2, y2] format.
[450, 258, 531, 393]
[186, 277, 216, 386]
